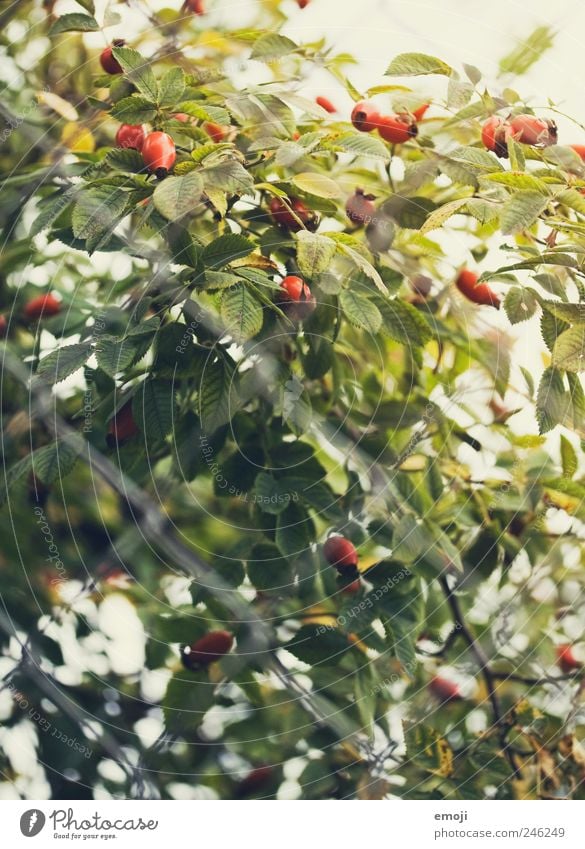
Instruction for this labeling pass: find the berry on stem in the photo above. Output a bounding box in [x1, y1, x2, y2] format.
[100, 41, 124, 75]
[351, 101, 380, 133]
[509, 113, 557, 147]
[269, 196, 319, 232]
[23, 293, 61, 320]
[277, 275, 316, 321]
[316, 96, 336, 114]
[455, 269, 500, 309]
[346, 188, 376, 226]
[323, 535, 358, 572]
[141, 132, 176, 173]
[0, 315, 7, 337]
[115, 124, 145, 151]
[481, 116, 510, 158]
[378, 113, 418, 144]
[185, 0, 205, 13]
[107, 402, 139, 446]
[556, 644, 582, 674]
[570, 144, 585, 162]
[429, 675, 461, 702]
[181, 630, 234, 669]
[203, 121, 228, 142]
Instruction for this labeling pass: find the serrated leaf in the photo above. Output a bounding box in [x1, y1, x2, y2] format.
[32, 441, 80, 485]
[163, 669, 215, 733]
[386, 52, 453, 77]
[420, 198, 467, 234]
[30, 189, 77, 237]
[49, 13, 99, 34]
[157, 67, 185, 107]
[96, 330, 154, 377]
[112, 46, 158, 102]
[106, 148, 145, 172]
[198, 357, 239, 433]
[296, 231, 336, 278]
[110, 95, 157, 124]
[275, 503, 314, 561]
[292, 172, 342, 199]
[330, 237, 387, 294]
[503, 287, 538, 324]
[536, 367, 570, 433]
[500, 191, 549, 235]
[556, 188, 585, 215]
[552, 325, 585, 372]
[72, 186, 129, 247]
[560, 434, 578, 479]
[200, 160, 253, 194]
[334, 132, 390, 160]
[485, 172, 550, 192]
[153, 173, 203, 221]
[378, 299, 432, 347]
[132, 379, 175, 443]
[220, 285, 264, 341]
[541, 301, 585, 323]
[202, 234, 255, 268]
[35, 342, 92, 385]
[339, 290, 382, 334]
[251, 32, 299, 60]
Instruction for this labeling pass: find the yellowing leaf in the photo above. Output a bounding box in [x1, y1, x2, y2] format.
[38, 91, 78, 121]
[61, 122, 95, 152]
[292, 172, 342, 199]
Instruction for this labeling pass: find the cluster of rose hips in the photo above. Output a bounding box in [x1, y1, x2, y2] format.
[350, 100, 428, 144]
[481, 113, 558, 157]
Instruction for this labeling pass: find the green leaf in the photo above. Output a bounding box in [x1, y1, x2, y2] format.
[35, 342, 93, 385]
[153, 173, 204, 221]
[560, 434, 578, 479]
[220, 285, 264, 341]
[420, 198, 467, 234]
[500, 191, 549, 235]
[556, 188, 585, 216]
[378, 299, 432, 347]
[275, 502, 314, 561]
[96, 328, 155, 377]
[541, 301, 585, 323]
[49, 13, 99, 34]
[292, 172, 342, 199]
[110, 95, 158, 124]
[198, 357, 239, 433]
[251, 32, 299, 60]
[30, 189, 77, 237]
[552, 325, 585, 372]
[334, 132, 390, 160]
[253, 475, 291, 516]
[246, 542, 292, 590]
[111, 46, 158, 102]
[157, 67, 185, 107]
[499, 25, 555, 76]
[72, 187, 129, 249]
[296, 231, 336, 278]
[536, 367, 570, 433]
[106, 148, 145, 174]
[386, 52, 453, 77]
[132, 379, 175, 443]
[200, 159, 253, 194]
[32, 441, 80, 485]
[163, 669, 215, 733]
[339, 290, 382, 334]
[503, 287, 538, 324]
[329, 236, 387, 295]
[485, 172, 550, 192]
[202, 234, 255, 268]
[286, 624, 350, 666]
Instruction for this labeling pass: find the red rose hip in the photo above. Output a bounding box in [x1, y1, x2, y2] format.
[455, 269, 500, 309]
[107, 402, 139, 446]
[509, 113, 557, 147]
[115, 124, 145, 151]
[346, 188, 376, 226]
[556, 644, 582, 674]
[269, 197, 318, 232]
[181, 630, 234, 669]
[351, 101, 380, 133]
[278, 275, 316, 321]
[100, 42, 124, 75]
[323, 535, 358, 571]
[23, 293, 61, 320]
[316, 96, 336, 114]
[141, 132, 176, 173]
[378, 113, 418, 144]
[429, 675, 461, 702]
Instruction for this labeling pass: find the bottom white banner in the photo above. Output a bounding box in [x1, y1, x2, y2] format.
[1, 800, 585, 847]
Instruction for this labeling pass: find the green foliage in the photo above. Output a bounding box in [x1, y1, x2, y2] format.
[2, 2, 585, 804]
